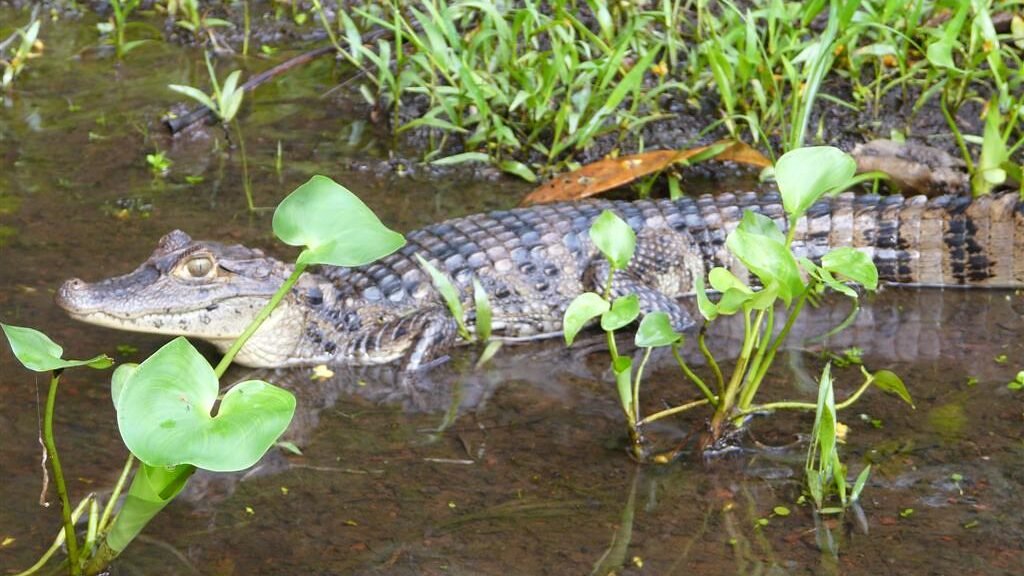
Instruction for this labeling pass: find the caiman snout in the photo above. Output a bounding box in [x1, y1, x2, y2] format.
[55, 278, 88, 312]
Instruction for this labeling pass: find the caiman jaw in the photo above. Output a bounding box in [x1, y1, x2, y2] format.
[56, 230, 308, 367]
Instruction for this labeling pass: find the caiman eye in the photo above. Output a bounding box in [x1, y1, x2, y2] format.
[185, 256, 215, 278]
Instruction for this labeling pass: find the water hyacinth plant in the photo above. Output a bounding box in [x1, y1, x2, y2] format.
[3, 175, 406, 575]
[563, 147, 914, 461]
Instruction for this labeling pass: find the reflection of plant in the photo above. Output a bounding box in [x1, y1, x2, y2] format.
[1, 17, 43, 89]
[563, 147, 912, 462]
[4, 175, 405, 575]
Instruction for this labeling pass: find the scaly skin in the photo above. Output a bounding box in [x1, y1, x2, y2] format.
[57, 191, 1024, 369]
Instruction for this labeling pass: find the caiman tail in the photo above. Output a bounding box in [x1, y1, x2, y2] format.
[689, 191, 1024, 287]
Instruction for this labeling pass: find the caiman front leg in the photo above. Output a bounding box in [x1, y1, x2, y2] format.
[347, 307, 458, 371]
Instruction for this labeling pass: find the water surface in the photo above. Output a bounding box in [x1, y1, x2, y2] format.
[1, 11, 1022, 575]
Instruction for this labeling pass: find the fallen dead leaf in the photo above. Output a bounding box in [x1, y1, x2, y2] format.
[521, 140, 770, 205]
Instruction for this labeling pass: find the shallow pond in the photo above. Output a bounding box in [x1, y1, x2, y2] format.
[1, 11, 1023, 576]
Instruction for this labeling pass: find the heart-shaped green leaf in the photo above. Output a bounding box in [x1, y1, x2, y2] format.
[111, 363, 139, 407]
[115, 337, 296, 472]
[695, 276, 718, 321]
[726, 225, 803, 307]
[716, 287, 754, 315]
[775, 147, 857, 219]
[601, 294, 640, 331]
[1, 323, 112, 372]
[822, 247, 878, 291]
[273, 175, 406, 267]
[563, 292, 610, 345]
[634, 312, 681, 348]
[802, 257, 857, 298]
[589, 210, 636, 270]
[708, 267, 753, 294]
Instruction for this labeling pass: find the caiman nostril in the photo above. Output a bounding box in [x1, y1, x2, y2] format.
[56, 278, 89, 310]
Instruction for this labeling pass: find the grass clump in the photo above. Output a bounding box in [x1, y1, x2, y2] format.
[310, 0, 1022, 187]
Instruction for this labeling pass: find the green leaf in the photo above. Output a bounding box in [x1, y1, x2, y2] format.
[1, 323, 113, 371]
[871, 370, 914, 408]
[926, 40, 958, 70]
[774, 147, 857, 219]
[726, 225, 802, 307]
[851, 464, 871, 502]
[601, 294, 640, 331]
[430, 152, 491, 165]
[167, 84, 218, 113]
[111, 363, 138, 407]
[695, 276, 718, 321]
[115, 337, 296, 472]
[972, 99, 1009, 196]
[563, 292, 610, 345]
[708, 267, 753, 294]
[221, 71, 242, 106]
[273, 175, 405, 266]
[498, 160, 537, 182]
[804, 258, 857, 298]
[822, 247, 878, 290]
[475, 340, 503, 369]
[738, 210, 786, 246]
[634, 312, 682, 348]
[472, 278, 492, 342]
[747, 284, 779, 310]
[589, 210, 636, 270]
[416, 254, 469, 340]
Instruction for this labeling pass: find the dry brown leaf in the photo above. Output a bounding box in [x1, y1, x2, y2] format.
[521, 140, 770, 205]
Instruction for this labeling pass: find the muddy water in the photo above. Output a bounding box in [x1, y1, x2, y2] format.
[2, 11, 1023, 576]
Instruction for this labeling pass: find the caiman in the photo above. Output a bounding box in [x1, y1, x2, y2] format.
[57, 191, 1024, 369]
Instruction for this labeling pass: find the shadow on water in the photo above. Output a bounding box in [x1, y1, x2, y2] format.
[2, 11, 1023, 576]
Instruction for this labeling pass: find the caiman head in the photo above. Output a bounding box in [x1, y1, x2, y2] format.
[56, 230, 314, 368]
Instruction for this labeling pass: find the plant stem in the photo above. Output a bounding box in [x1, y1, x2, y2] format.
[632, 347, 652, 425]
[213, 262, 308, 378]
[941, 93, 974, 174]
[605, 329, 620, 362]
[671, 343, 716, 406]
[748, 289, 808, 396]
[639, 398, 710, 426]
[697, 327, 724, 396]
[741, 373, 875, 414]
[43, 370, 81, 575]
[242, 0, 250, 57]
[98, 454, 134, 533]
[232, 120, 254, 211]
[737, 307, 775, 410]
[12, 496, 92, 576]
